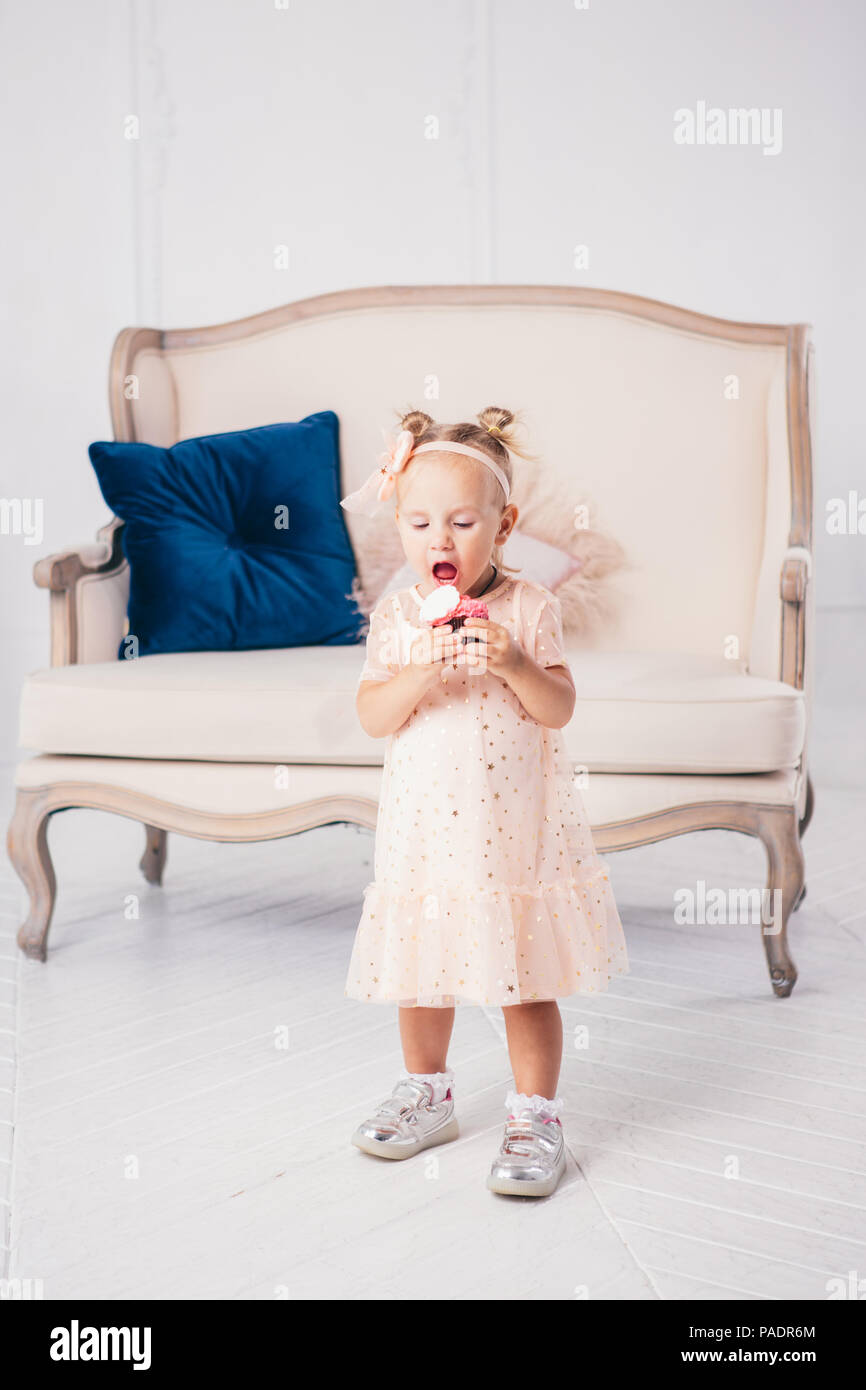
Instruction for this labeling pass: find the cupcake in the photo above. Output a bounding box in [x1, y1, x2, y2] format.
[418, 584, 489, 640]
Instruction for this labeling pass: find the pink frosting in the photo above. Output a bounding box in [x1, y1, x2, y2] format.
[431, 594, 489, 626]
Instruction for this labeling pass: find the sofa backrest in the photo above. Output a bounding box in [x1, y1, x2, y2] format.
[111, 287, 812, 680]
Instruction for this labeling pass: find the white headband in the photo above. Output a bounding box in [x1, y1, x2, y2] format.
[340, 430, 511, 518]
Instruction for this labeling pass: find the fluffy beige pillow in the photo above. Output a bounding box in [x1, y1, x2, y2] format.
[507, 457, 631, 636]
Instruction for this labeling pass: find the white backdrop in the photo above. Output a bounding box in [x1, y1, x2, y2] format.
[2, 0, 864, 641]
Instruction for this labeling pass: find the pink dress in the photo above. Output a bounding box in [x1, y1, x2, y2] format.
[344, 573, 629, 1008]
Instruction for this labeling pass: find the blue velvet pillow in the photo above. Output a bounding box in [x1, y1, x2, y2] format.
[88, 411, 363, 657]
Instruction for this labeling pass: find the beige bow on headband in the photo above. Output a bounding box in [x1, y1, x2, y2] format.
[339, 428, 511, 517]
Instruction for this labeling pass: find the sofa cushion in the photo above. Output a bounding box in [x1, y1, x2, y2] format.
[18, 647, 805, 774]
[88, 411, 363, 656]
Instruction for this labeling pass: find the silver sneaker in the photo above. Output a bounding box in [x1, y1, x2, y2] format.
[486, 1113, 567, 1196]
[351, 1077, 459, 1160]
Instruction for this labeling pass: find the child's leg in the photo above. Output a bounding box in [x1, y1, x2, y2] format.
[501, 1000, 563, 1119]
[397, 1004, 455, 1104]
[398, 1003, 455, 1073]
[351, 1005, 459, 1156]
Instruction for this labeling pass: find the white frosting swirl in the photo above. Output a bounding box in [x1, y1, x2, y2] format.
[418, 584, 460, 624]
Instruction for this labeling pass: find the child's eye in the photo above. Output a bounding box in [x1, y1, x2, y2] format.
[455, 522, 474, 529]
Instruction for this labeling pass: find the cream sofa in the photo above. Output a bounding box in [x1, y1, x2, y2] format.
[6, 285, 814, 995]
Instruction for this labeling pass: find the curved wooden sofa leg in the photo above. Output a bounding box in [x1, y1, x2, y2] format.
[790, 775, 814, 911]
[798, 774, 815, 838]
[6, 789, 57, 962]
[140, 825, 167, 885]
[754, 804, 804, 998]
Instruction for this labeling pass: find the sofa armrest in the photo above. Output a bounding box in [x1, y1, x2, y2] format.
[33, 518, 128, 666]
[779, 545, 811, 690]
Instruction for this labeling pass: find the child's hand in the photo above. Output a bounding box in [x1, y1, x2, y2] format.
[457, 619, 523, 677]
[408, 623, 461, 685]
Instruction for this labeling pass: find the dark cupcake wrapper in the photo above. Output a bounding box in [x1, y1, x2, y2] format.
[431, 614, 483, 642]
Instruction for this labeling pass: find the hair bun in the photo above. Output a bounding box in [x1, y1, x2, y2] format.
[477, 406, 515, 437]
[399, 409, 435, 438]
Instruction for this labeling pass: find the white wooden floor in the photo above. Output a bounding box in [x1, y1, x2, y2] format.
[1, 611, 865, 1301]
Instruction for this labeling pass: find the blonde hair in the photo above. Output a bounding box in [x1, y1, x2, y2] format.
[394, 406, 537, 577]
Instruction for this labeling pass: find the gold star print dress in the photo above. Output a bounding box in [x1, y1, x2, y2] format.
[345, 573, 629, 1008]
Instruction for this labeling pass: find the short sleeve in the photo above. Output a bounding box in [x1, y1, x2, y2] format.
[529, 590, 566, 669]
[357, 595, 400, 689]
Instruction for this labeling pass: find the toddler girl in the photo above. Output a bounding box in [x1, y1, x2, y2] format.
[340, 406, 629, 1197]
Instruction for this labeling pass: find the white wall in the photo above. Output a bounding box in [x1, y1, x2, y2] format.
[2, 0, 864, 654]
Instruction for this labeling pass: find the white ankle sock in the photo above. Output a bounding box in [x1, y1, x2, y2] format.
[505, 1089, 563, 1123]
[402, 1068, 454, 1104]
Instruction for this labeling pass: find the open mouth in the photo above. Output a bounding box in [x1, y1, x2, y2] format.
[432, 561, 458, 585]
